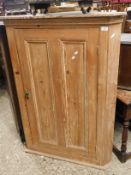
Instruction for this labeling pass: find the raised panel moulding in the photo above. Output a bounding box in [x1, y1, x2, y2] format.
[61, 40, 88, 151]
[25, 40, 57, 145]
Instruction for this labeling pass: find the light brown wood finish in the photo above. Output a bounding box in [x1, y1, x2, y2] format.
[14, 28, 95, 159]
[104, 24, 121, 164]
[5, 15, 123, 167]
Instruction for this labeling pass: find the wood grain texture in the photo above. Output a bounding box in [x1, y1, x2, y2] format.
[5, 15, 123, 167]
[118, 44, 131, 90]
[6, 27, 32, 148]
[95, 24, 109, 165]
[102, 24, 121, 165]
[25, 40, 57, 145]
[86, 28, 99, 157]
[13, 28, 95, 159]
[2, 14, 124, 28]
[61, 41, 86, 150]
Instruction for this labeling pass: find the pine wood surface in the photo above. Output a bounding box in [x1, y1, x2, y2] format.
[5, 14, 123, 167]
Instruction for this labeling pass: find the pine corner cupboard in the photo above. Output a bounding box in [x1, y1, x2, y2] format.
[2, 13, 124, 168]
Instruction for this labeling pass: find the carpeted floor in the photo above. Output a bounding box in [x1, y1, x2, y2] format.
[0, 89, 131, 175]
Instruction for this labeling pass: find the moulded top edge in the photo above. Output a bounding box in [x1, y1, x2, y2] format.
[0, 11, 126, 20]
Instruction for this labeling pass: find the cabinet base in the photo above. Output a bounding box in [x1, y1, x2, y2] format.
[25, 147, 111, 170]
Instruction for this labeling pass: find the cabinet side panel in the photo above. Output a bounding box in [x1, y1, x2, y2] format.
[96, 24, 121, 165]
[103, 24, 121, 164]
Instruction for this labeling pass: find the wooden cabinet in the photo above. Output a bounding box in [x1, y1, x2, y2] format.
[118, 34, 131, 90]
[125, 20, 131, 33]
[4, 14, 123, 167]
